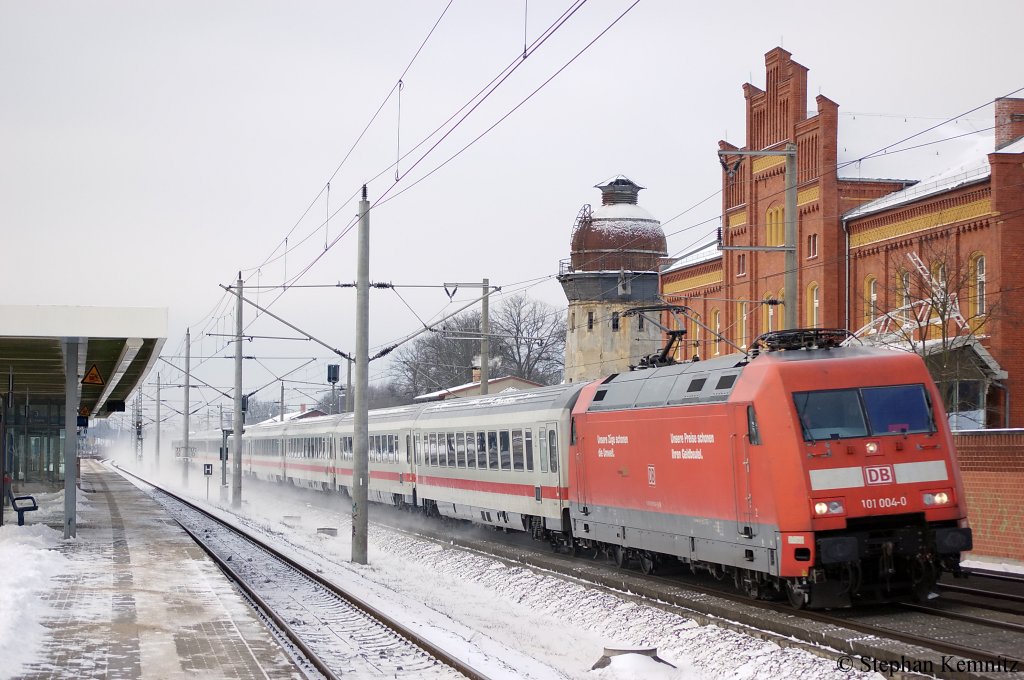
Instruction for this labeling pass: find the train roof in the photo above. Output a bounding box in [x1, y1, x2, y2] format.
[416, 382, 587, 422]
[585, 342, 912, 413]
[587, 353, 748, 412]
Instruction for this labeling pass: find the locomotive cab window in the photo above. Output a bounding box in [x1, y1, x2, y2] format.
[747, 405, 761, 445]
[862, 384, 935, 435]
[795, 384, 935, 442]
[794, 389, 867, 441]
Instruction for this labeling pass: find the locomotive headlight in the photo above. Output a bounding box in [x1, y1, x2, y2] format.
[923, 491, 951, 506]
[865, 441, 879, 455]
[813, 500, 845, 515]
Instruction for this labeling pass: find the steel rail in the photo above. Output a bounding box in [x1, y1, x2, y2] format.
[115, 465, 490, 680]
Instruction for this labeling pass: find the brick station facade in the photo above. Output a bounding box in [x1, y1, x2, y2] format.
[661, 47, 1024, 429]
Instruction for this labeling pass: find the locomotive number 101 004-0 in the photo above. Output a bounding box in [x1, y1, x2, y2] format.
[860, 496, 908, 510]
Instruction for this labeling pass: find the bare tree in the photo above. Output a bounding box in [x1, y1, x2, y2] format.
[490, 293, 565, 385]
[388, 294, 567, 399]
[853, 239, 1000, 427]
[390, 310, 483, 399]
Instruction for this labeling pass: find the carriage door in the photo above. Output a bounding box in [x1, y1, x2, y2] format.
[730, 403, 754, 539]
[539, 423, 559, 503]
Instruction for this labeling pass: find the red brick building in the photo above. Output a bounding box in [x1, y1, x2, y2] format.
[661, 48, 1024, 428]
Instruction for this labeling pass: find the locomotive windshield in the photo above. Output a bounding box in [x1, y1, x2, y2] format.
[794, 384, 934, 441]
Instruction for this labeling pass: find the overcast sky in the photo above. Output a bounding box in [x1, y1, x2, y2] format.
[3, 1, 1022, 418]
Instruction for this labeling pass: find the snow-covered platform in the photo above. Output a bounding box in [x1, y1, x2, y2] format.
[4, 459, 302, 679]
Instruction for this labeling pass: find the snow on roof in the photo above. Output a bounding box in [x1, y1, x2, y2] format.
[252, 409, 325, 426]
[413, 377, 540, 401]
[844, 135, 1024, 220]
[660, 239, 722, 275]
[590, 202, 657, 222]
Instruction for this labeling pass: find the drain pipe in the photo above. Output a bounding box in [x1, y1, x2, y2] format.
[842, 217, 851, 331]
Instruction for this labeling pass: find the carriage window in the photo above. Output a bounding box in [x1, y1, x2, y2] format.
[539, 429, 548, 472]
[390, 434, 398, 463]
[455, 432, 466, 468]
[548, 429, 558, 473]
[406, 435, 411, 464]
[687, 378, 706, 392]
[499, 431, 511, 470]
[428, 433, 438, 466]
[511, 430, 525, 471]
[477, 432, 488, 468]
[414, 434, 421, 465]
[487, 431, 499, 470]
[465, 432, 476, 468]
[525, 430, 534, 471]
[446, 433, 456, 467]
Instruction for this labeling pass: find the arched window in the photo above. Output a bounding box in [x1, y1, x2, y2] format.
[762, 293, 775, 334]
[737, 302, 748, 349]
[864, 275, 878, 325]
[765, 206, 784, 246]
[899, 271, 911, 309]
[932, 261, 948, 290]
[806, 282, 820, 328]
[972, 254, 986, 317]
[712, 309, 721, 355]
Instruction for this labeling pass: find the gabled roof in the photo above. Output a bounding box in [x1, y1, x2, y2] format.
[414, 376, 544, 401]
[844, 136, 1024, 220]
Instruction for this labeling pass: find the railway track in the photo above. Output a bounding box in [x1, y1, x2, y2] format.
[383, 510, 1024, 678]
[120, 470, 488, 680]
[121, 466, 1024, 679]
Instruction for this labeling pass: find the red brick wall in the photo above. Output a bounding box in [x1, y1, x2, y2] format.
[955, 432, 1024, 560]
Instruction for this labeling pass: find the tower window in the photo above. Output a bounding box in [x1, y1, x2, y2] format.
[611, 312, 620, 331]
[737, 254, 746, 276]
[587, 311, 594, 331]
[638, 315, 645, 331]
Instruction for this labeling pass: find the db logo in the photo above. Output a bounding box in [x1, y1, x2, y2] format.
[864, 464, 894, 485]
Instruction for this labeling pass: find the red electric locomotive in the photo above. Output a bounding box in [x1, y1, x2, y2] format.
[565, 329, 972, 608]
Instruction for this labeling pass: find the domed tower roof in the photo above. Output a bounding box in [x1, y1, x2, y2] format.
[569, 177, 667, 272]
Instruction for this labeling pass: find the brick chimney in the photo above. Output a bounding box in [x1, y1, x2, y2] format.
[995, 97, 1024, 149]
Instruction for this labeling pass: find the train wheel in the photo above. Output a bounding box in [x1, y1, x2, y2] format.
[786, 580, 808, 609]
[911, 557, 938, 602]
[639, 553, 656, 576]
[614, 545, 628, 569]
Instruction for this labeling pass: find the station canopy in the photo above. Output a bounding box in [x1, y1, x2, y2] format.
[0, 305, 167, 417]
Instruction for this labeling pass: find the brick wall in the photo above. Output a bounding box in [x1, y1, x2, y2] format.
[954, 432, 1024, 560]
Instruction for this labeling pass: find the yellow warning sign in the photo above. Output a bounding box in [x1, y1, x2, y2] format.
[82, 364, 104, 386]
[78, 406, 90, 417]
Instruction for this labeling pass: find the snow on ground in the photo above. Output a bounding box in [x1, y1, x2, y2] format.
[117, 457, 879, 680]
[0, 491, 70, 679]
[961, 558, 1024, 575]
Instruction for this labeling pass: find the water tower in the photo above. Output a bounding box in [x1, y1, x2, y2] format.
[557, 177, 667, 382]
